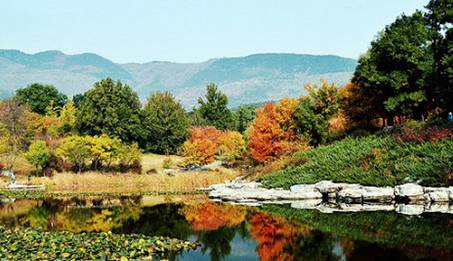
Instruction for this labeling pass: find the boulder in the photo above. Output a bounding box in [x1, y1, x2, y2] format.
[337, 187, 366, 203]
[313, 181, 360, 194]
[290, 184, 315, 193]
[396, 204, 424, 215]
[423, 187, 449, 202]
[449, 187, 453, 201]
[394, 183, 424, 201]
[362, 186, 395, 202]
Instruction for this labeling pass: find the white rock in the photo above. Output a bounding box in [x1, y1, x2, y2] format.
[290, 184, 316, 193]
[394, 183, 424, 201]
[449, 187, 453, 201]
[337, 187, 366, 202]
[396, 204, 424, 215]
[423, 188, 450, 202]
[362, 186, 395, 202]
[271, 189, 322, 200]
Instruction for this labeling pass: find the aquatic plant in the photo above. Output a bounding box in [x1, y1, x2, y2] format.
[0, 225, 197, 260]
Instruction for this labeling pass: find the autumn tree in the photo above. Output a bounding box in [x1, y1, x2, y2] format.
[217, 131, 246, 164]
[75, 78, 143, 143]
[305, 80, 340, 119]
[142, 92, 190, 154]
[247, 103, 286, 163]
[59, 99, 77, 134]
[196, 83, 234, 130]
[180, 127, 221, 165]
[0, 100, 33, 169]
[56, 135, 91, 173]
[15, 83, 67, 115]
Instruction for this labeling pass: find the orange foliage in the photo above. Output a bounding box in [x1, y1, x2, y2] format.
[328, 110, 349, 134]
[275, 98, 299, 132]
[247, 103, 286, 163]
[181, 202, 246, 231]
[182, 126, 246, 165]
[189, 126, 222, 145]
[247, 102, 303, 163]
[180, 126, 222, 165]
[217, 131, 245, 163]
[249, 211, 312, 261]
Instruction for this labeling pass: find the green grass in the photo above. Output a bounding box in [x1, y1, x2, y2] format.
[259, 135, 453, 188]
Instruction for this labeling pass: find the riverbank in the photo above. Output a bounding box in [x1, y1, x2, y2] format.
[208, 180, 453, 215]
[1, 153, 240, 193]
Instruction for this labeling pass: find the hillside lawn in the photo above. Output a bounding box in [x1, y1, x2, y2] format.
[258, 135, 453, 188]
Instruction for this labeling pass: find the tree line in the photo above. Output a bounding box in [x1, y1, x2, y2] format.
[0, 0, 451, 174]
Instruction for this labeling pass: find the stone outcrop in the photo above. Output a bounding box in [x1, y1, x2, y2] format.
[206, 180, 453, 215]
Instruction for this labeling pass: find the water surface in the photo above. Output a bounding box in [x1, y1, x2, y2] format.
[0, 196, 452, 260]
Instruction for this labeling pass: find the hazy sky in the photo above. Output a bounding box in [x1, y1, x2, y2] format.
[1, 0, 428, 63]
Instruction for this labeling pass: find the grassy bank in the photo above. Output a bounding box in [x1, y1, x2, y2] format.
[258, 135, 453, 188]
[1, 154, 239, 193]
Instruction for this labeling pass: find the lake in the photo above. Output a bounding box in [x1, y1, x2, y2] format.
[0, 195, 452, 260]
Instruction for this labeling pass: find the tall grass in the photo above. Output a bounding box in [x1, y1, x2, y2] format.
[259, 135, 453, 188]
[29, 169, 238, 193]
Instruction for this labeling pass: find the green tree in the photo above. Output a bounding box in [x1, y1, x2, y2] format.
[197, 83, 234, 130]
[353, 11, 435, 124]
[25, 140, 50, 174]
[426, 0, 453, 113]
[234, 105, 257, 133]
[142, 92, 190, 154]
[15, 83, 67, 115]
[294, 98, 327, 146]
[56, 135, 91, 173]
[75, 78, 143, 143]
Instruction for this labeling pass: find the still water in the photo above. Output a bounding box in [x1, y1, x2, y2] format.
[0, 195, 452, 260]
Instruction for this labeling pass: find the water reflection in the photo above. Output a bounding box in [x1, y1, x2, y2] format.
[0, 196, 452, 261]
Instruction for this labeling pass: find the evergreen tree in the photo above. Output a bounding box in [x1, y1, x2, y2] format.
[353, 11, 435, 123]
[197, 83, 234, 130]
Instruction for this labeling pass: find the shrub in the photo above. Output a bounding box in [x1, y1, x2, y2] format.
[393, 120, 453, 144]
[25, 140, 50, 175]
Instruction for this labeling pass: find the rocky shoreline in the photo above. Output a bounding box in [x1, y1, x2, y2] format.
[207, 180, 453, 215]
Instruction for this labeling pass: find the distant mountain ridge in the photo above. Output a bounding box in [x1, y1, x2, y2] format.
[0, 49, 357, 107]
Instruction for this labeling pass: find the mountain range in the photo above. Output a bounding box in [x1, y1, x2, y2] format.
[0, 49, 357, 107]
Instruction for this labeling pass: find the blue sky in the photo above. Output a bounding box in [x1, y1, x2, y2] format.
[1, 0, 428, 63]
